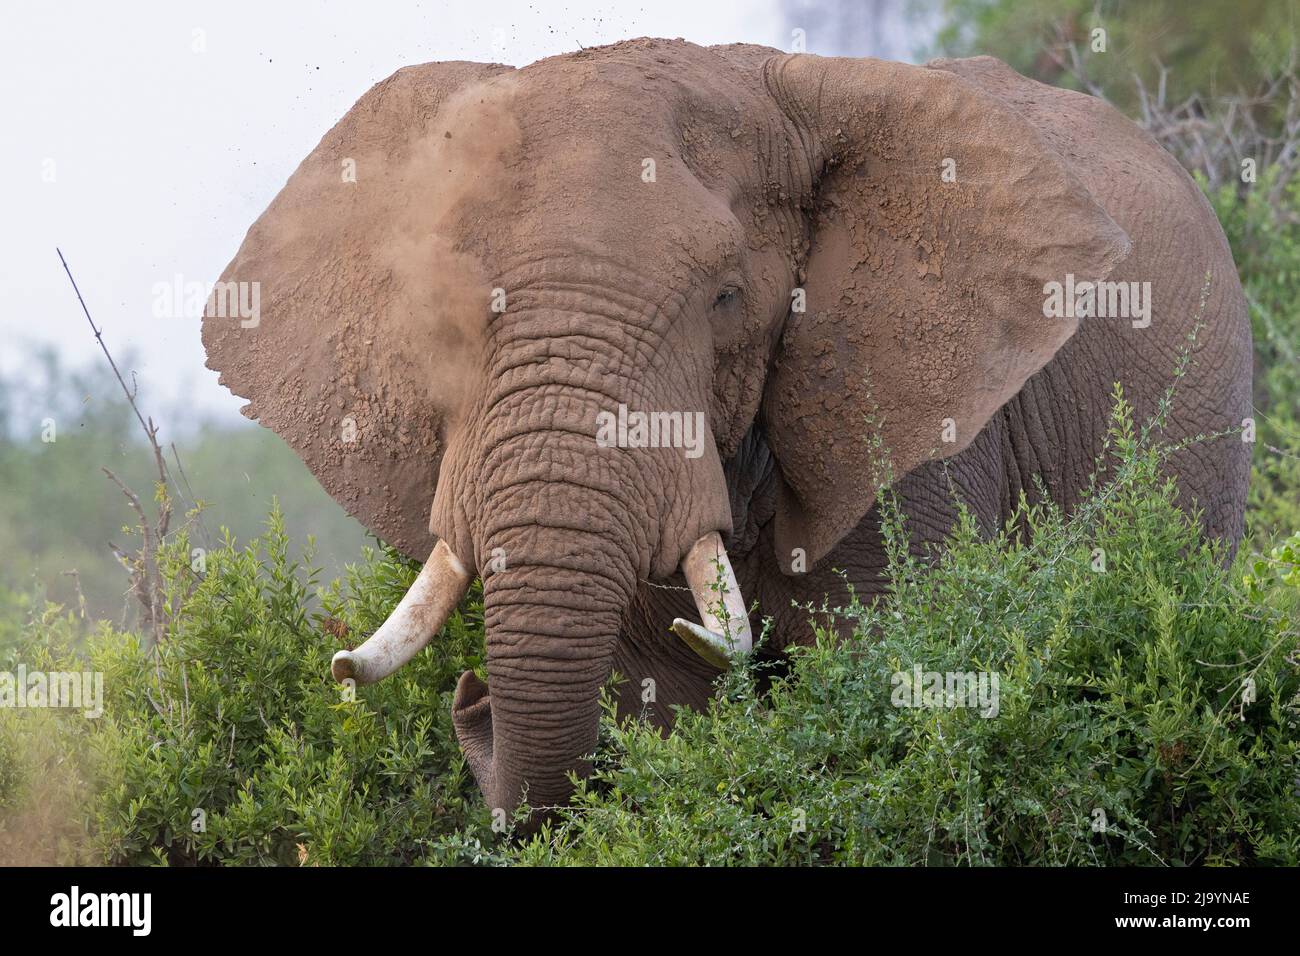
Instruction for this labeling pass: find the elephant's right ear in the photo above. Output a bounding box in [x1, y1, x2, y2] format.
[202, 60, 514, 560]
[760, 54, 1130, 573]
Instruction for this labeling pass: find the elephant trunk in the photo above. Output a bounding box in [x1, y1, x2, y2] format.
[451, 508, 636, 822]
[436, 294, 737, 821]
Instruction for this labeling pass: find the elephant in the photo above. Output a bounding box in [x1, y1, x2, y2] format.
[202, 39, 1252, 823]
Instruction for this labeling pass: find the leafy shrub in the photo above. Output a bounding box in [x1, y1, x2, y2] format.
[3, 514, 498, 865]
[513, 396, 1300, 865]
[3, 393, 1295, 866]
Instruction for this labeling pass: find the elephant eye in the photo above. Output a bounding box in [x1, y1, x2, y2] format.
[713, 286, 739, 309]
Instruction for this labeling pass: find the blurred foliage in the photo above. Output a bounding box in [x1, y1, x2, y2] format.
[0, 598, 105, 865]
[1207, 166, 1300, 549]
[930, 0, 1298, 115]
[0, 348, 368, 628]
[933, 0, 1300, 548]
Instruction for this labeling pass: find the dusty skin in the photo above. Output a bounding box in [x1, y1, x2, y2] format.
[203, 39, 1251, 822]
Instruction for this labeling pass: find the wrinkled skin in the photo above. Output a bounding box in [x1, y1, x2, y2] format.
[203, 40, 1251, 822]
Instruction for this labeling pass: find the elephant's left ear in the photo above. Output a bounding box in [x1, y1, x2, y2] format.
[759, 54, 1131, 573]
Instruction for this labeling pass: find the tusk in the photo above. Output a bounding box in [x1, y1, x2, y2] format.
[670, 531, 752, 668]
[330, 539, 471, 686]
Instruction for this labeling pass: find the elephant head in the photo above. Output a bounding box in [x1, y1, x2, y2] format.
[203, 40, 1128, 819]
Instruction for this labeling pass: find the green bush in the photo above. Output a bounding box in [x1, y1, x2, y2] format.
[92, 520, 503, 865]
[513, 395, 1300, 865]
[2, 515, 498, 866]
[3, 394, 1297, 866]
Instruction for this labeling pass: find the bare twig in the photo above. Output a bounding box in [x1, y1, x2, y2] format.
[1132, 50, 1300, 213]
[1038, 24, 1299, 211]
[57, 248, 171, 489]
[102, 466, 163, 647]
[58, 248, 187, 651]
[170, 441, 211, 548]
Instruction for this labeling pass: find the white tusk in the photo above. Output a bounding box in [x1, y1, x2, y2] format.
[330, 539, 471, 686]
[670, 531, 752, 668]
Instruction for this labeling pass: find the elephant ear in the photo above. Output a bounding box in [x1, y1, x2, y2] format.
[761, 54, 1131, 572]
[202, 60, 513, 560]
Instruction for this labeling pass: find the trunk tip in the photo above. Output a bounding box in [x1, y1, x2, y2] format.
[331, 650, 359, 684]
[452, 669, 491, 716]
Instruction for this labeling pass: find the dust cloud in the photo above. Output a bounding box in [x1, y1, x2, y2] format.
[380, 74, 523, 424]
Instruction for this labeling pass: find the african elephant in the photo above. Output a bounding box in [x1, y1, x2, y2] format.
[202, 39, 1252, 822]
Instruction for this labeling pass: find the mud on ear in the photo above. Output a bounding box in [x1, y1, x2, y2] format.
[202, 60, 513, 560]
[760, 54, 1130, 573]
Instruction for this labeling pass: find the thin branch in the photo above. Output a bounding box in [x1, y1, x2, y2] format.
[58, 248, 186, 650]
[170, 441, 211, 548]
[57, 248, 171, 486]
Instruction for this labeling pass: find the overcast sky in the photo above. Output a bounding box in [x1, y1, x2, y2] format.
[1, 0, 923, 432]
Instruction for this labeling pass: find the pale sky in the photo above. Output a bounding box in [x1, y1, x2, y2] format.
[0, 0, 922, 432]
